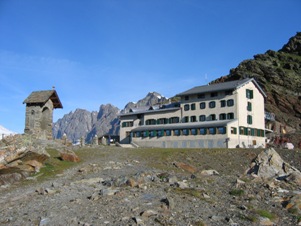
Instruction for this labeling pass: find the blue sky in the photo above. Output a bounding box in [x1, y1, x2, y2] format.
[0, 0, 300, 133]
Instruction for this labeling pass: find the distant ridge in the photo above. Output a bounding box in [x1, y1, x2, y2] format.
[53, 92, 166, 143]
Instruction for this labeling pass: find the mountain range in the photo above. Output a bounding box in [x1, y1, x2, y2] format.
[53, 32, 301, 145]
[53, 92, 167, 143]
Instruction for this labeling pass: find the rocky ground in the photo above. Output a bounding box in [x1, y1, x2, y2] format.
[1, 143, 301, 226]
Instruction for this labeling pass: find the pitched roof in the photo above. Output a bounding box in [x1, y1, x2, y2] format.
[23, 90, 63, 108]
[176, 78, 266, 97]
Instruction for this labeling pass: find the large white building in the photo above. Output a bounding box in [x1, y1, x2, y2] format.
[119, 78, 267, 148]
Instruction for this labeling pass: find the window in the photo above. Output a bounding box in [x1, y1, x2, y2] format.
[219, 113, 226, 120]
[220, 100, 226, 107]
[225, 90, 232, 95]
[218, 127, 226, 134]
[200, 128, 207, 135]
[250, 128, 255, 136]
[184, 96, 189, 100]
[190, 115, 197, 122]
[208, 114, 216, 121]
[169, 117, 179, 124]
[199, 115, 206, 122]
[227, 113, 234, 119]
[191, 103, 196, 110]
[239, 127, 244, 135]
[122, 121, 133, 127]
[227, 99, 234, 106]
[246, 89, 254, 99]
[146, 119, 156, 125]
[209, 101, 216, 108]
[157, 118, 168, 124]
[135, 131, 141, 137]
[247, 115, 253, 124]
[150, 130, 156, 137]
[198, 93, 205, 99]
[209, 127, 216, 134]
[165, 130, 171, 136]
[157, 130, 164, 137]
[231, 127, 237, 134]
[182, 129, 189, 136]
[211, 92, 218, 97]
[143, 131, 149, 137]
[256, 129, 260, 137]
[174, 129, 180, 136]
[191, 128, 197, 135]
[247, 102, 252, 111]
[183, 116, 189, 123]
[184, 104, 190, 111]
[200, 102, 206, 109]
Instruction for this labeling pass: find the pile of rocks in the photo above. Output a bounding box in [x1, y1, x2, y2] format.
[0, 134, 80, 186]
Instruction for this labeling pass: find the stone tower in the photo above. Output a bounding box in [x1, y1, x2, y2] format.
[23, 89, 63, 139]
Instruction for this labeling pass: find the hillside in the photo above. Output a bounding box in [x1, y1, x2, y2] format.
[1, 145, 301, 225]
[211, 32, 301, 132]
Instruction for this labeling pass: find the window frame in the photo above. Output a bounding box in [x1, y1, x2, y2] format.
[227, 99, 234, 107]
[199, 115, 206, 122]
[200, 102, 206, 109]
[209, 101, 216, 108]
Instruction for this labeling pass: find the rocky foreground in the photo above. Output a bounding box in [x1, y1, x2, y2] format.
[1, 138, 301, 226]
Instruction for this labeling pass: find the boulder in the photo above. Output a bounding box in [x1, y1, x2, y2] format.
[247, 148, 301, 184]
[60, 151, 80, 162]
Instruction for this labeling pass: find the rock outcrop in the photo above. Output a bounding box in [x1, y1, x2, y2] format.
[247, 148, 301, 185]
[0, 134, 50, 185]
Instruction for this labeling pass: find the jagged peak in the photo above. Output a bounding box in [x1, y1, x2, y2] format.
[279, 32, 301, 55]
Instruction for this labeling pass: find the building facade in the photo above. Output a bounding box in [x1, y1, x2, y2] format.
[23, 90, 63, 139]
[119, 78, 267, 148]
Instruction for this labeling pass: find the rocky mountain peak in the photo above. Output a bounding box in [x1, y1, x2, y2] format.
[122, 91, 167, 113]
[280, 32, 301, 55]
[53, 93, 166, 143]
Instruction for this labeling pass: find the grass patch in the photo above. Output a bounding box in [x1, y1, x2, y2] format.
[239, 213, 257, 222]
[229, 189, 244, 196]
[256, 209, 275, 220]
[33, 148, 77, 181]
[172, 187, 204, 199]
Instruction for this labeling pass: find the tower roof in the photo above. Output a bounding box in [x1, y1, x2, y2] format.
[23, 90, 63, 108]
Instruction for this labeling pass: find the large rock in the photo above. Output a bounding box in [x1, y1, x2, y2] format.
[60, 151, 80, 163]
[247, 148, 301, 185]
